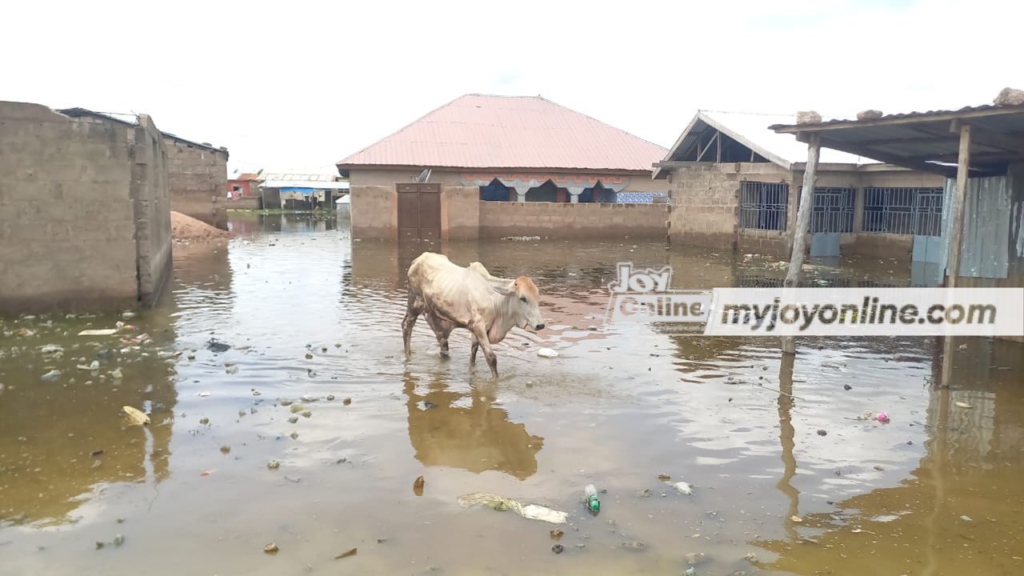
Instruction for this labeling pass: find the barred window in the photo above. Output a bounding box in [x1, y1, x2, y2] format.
[863, 187, 943, 236]
[739, 182, 789, 231]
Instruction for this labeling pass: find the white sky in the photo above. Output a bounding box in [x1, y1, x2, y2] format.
[3, 0, 1017, 173]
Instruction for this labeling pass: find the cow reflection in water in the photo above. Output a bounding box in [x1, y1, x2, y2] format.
[403, 372, 543, 480]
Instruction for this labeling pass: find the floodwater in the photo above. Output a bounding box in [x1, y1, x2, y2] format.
[1, 212, 1022, 576]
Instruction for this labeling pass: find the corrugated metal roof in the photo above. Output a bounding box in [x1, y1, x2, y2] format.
[262, 179, 349, 190]
[770, 104, 1024, 176]
[337, 94, 667, 172]
[662, 111, 874, 172]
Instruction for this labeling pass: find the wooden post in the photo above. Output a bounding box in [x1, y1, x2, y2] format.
[939, 123, 971, 386]
[945, 123, 971, 289]
[780, 134, 821, 354]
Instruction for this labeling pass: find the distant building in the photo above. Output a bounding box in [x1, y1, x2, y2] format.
[228, 172, 263, 198]
[655, 111, 944, 259]
[257, 168, 349, 210]
[337, 94, 670, 240]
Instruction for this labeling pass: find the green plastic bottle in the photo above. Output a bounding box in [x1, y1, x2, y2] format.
[584, 484, 600, 512]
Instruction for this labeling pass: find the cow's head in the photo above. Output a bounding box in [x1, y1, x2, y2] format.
[494, 276, 545, 332]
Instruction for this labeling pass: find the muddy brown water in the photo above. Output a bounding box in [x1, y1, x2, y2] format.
[1, 212, 1022, 576]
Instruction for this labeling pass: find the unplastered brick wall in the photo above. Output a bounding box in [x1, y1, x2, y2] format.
[350, 185, 398, 240]
[0, 102, 172, 312]
[165, 138, 229, 230]
[478, 202, 669, 240]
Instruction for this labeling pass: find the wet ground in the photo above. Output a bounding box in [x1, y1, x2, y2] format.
[1, 212, 1022, 576]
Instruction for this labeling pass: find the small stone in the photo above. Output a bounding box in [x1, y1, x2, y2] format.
[550, 529, 564, 540]
[288, 416, 299, 424]
[995, 87, 1024, 106]
[843, 384, 852, 391]
[856, 109, 884, 120]
[290, 432, 299, 440]
[797, 110, 822, 124]
[280, 399, 294, 406]
[264, 543, 279, 554]
[305, 353, 313, 360]
[301, 411, 312, 418]
[551, 544, 564, 554]
[321, 347, 328, 353]
[326, 395, 335, 401]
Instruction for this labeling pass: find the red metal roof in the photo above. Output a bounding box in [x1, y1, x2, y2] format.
[337, 94, 667, 172]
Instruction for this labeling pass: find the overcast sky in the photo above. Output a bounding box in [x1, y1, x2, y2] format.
[3, 1, 1015, 173]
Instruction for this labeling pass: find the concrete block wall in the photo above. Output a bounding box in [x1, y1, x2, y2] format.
[165, 139, 228, 230]
[441, 186, 480, 240]
[478, 202, 669, 240]
[0, 101, 172, 313]
[350, 185, 398, 240]
[132, 116, 173, 306]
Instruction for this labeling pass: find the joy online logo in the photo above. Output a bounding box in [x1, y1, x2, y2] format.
[606, 263, 711, 325]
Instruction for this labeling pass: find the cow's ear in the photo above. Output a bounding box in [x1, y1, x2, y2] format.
[492, 281, 515, 296]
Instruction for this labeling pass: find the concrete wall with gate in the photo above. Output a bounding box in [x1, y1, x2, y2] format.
[0, 101, 172, 313]
[165, 138, 229, 230]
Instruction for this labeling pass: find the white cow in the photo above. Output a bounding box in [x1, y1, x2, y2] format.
[403, 252, 545, 377]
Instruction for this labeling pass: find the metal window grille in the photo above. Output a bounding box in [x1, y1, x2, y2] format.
[801, 187, 855, 233]
[863, 187, 943, 236]
[739, 182, 789, 231]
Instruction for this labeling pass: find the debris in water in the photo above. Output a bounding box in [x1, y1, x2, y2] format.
[877, 412, 890, 423]
[637, 488, 653, 498]
[197, 391, 211, 397]
[288, 416, 299, 424]
[551, 544, 564, 554]
[657, 473, 671, 481]
[225, 365, 239, 374]
[550, 529, 564, 540]
[343, 398, 352, 405]
[301, 411, 312, 418]
[843, 384, 852, 391]
[873, 465, 884, 471]
[305, 353, 313, 360]
[267, 460, 280, 470]
[122, 406, 150, 426]
[817, 429, 828, 436]
[289, 432, 299, 440]
[684, 552, 706, 566]
[91, 449, 104, 457]
[280, 399, 294, 406]
[790, 515, 804, 523]
[537, 348, 558, 358]
[683, 567, 696, 576]
[77, 360, 100, 371]
[284, 475, 301, 483]
[41, 370, 61, 382]
[220, 446, 231, 454]
[955, 401, 973, 409]
[423, 401, 438, 410]
[673, 482, 694, 495]
[334, 548, 357, 560]
[207, 339, 231, 353]
[960, 515, 973, 522]
[457, 493, 568, 524]
[264, 543, 279, 554]
[113, 534, 125, 547]
[95, 542, 105, 550]
[79, 329, 118, 336]
[744, 552, 758, 563]
[199, 418, 209, 425]
[326, 395, 336, 401]
[111, 368, 123, 379]
[621, 541, 646, 551]
[413, 475, 425, 496]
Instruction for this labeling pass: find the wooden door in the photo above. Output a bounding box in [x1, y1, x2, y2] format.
[397, 183, 441, 240]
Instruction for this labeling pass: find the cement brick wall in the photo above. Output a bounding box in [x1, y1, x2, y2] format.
[131, 116, 173, 306]
[350, 185, 397, 240]
[441, 186, 480, 240]
[225, 196, 261, 210]
[479, 202, 669, 239]
[165, 138, 228, 230]
[0, 101, 171, 313]
[347, 167, 668, 193]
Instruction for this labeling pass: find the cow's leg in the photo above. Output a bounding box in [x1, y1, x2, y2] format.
[469, 324, 498, 378]
[402, 293, 424, 356]
[424, 312, 454, 357]
[470, 334, 479, 365]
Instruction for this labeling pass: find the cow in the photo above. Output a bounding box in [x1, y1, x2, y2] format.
[402, 252, 545, 378]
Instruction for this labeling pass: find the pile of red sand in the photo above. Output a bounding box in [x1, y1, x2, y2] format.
[171, 211, 231, 241]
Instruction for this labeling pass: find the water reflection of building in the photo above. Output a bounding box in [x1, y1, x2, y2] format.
[403, 371, 543, 480]
[754, 338, 1024, 575]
